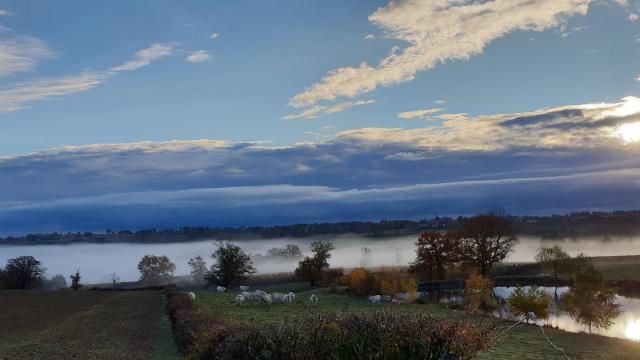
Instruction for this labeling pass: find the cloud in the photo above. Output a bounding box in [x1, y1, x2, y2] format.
[288, 0, 599, 110]
[0, 9, 13, 16]
[1, 96, 639, 233]
[210, 32, 219, 40]
[397, 107, 443, 119]
[283, 99, 375, 120]
[186, 50, 212, 63]
[0, 33, 55, 77]
[109, 43, 175, 72]
[434, 99, 446, 105]
[629, 13, 639, 21]
[0, 43, 176, 112]
[338, 97, 640, 151]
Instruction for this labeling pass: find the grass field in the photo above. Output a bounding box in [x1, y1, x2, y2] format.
[593, 256, 640, 281]
[193, 283, 640, 360]
[0, 290, 178, 360]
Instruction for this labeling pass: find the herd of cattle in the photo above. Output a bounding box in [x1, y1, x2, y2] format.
[187, 286, 413, 306]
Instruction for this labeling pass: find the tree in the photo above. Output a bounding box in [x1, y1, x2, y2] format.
[5, 256, 46, 289]
[49, 274, 68, 290]
[409, 231, 460, 281]
[188, 255, 208, 283]
[111, 273, 120, 290]
[507, 286, 550, 323]
[137, 255, 176, 284]
[562, 266, 621, 334]
[266, 244, 303, 261]
[535, 245, 570, 283]
[464, 273, 496, 314]
[359, 247, 373, 267]
[295, 241, 335, 286]
[458, 215, 517, 276]
[206, 241, 256, 287]
[70, 269, 82, 290]
[566, 253, 592, 280]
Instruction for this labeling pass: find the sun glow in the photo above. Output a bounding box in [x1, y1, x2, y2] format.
[612, 122, 640, 143]
[625, 319, 640, 341]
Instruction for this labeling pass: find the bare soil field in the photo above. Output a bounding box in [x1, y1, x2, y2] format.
[0, 290, 177, 360]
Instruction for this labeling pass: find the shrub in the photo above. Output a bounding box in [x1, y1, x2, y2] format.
[373, 269, 417, 297]
[166, 292, 216, 354]
[347, 267, 377, 296]
[464, 273, 496, 314]
[186, 312, 494, 360]
[507, 286, 550, 322]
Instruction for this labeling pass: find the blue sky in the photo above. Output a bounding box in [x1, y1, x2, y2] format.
[1, 0, 640, 234]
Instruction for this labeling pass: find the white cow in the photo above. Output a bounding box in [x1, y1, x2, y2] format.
[261, 293, 272, 304]
[309, 294, 318, 305]
[380, 295, 392, 303]
[393, 292, 411, 303]
[239, 285, 250, 291]
[187, 292, 196, 301]
[369, 295, 381, 304]
[216, 285, 226, 293]
[254, 290, 266, 296]
[272, 292, 285, 302]
[285, 292, 296, 303]
[235, 294, 245, 304]
[241, 291, 253, 300]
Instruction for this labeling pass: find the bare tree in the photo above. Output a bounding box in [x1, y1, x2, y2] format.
[70, 269, 82, 290]
[111, 273, 120, 290]
[188, 255, 208, 283]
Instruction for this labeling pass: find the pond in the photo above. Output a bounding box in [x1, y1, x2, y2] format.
[429, 287, 640, 341]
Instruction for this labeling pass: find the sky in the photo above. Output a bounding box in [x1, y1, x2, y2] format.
[1, 0, 640, 235]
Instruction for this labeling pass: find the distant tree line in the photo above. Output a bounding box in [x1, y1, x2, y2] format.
[4, 210, 640, 245]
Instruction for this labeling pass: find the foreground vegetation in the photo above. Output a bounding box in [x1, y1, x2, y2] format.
[190, 287, 640, 360]
[0, 290, 177, 360]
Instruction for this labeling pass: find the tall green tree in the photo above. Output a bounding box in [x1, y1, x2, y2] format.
[206, 241, 256, 287]
[295, 241, 335, 286]
[562, 266, 620, 334]
[137, 255, 176, 284]
[507, 286, 550, 323]
[5, 256, 46, 289]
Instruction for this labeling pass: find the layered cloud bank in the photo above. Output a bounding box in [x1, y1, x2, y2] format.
[1, 97, 640, 234]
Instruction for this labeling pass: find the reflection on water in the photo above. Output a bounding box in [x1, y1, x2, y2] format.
[493, 287, 640, 342]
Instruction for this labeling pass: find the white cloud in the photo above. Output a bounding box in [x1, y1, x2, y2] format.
[384, 151, 429, 161]
[0, 9, 13, 16]
[397, 107, 443, 119]
[338, 97, 639, 151]
[186, 50, 212, 63]
[210, 32, 219, 40]
[109, 43, 176, 72]
[283, 99, 375, 120]
[0, 43, 176, 112]
[629, 13, 639, 21]
[288, 0, 597, 110]
[0, 34, 55, 77]
[434, 99, 446, 105]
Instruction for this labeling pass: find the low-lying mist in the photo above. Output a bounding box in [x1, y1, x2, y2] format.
[1, 234, 640, 284]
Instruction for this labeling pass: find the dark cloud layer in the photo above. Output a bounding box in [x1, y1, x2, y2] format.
[1, 97, 639, 235]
